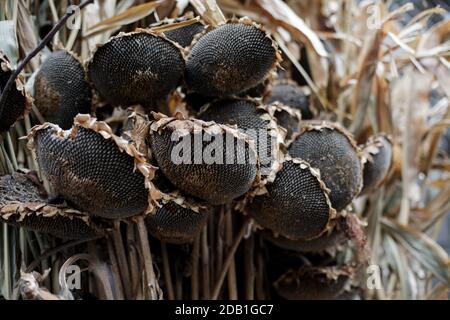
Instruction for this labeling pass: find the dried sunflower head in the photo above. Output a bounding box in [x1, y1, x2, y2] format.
[27, 115, 160, 219]
[0, 172, 106, 239]
[185, 18, 280, 97]
[34, 49, 92, 129]
[247, 158, 335, 240]
[360, 135, 393, 195]
[288, 121, 363, 211]
[88, 30, 184, 111]
[148, 114, 258, 205]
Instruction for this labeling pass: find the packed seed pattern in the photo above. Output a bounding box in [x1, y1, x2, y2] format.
[145, 201, 209, 244]
[88, 32, 184, 108]
[266, 82, 313, 120]
[249, 160, 331, 240]
[164, 22, 206, 47]
[0, 173, 100, 239]
[199, 99, 274, 173]
[148, 126, 257, 205]
[35, 126, 148, 218]
[288, 128, 362, 211]
[185, 23, 276, 96]
[34, 50, 92, 129]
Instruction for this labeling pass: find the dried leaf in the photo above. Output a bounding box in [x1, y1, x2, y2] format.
[189, 0, 226, 26]
[382, 218, 450, 287]
[256, 0, 328, 57]
[349, 29, 384, 136]
[150, 16, 201, 33]
[374, 72, 393, 134]
[85, 1, 164, 37]
[391, 68, 432, 224]
[0, 20, 19, 66]
[383, 235, 414, 299]
[16, 0, 40, 71]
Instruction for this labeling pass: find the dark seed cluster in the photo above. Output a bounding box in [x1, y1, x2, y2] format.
[88, 32, 185, 110]
[148, 118, 258, 205]
[15, 18, 371, 248]
[33, 125, 148, 219]
[185, 22, 277, 96]
[34, 50, 92, 129]
[164, 22, 206, 47]
[145, 200, 210, 244]
[265, 81, 314, 120]
[198, 98, 278, 176]
[0, 12, 386, 298]
[0, 173, 103, 239]
[248, 160, 332, 240]
[288, 124, 363, 211]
